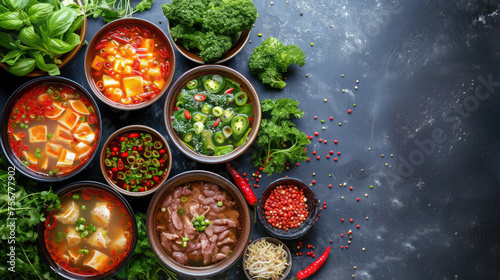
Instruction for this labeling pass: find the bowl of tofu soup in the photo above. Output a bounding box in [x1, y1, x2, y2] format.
[84, 18, 175, 110]
[38, 181, 137, 279]
[0, 77, 102, 182]
[146, 170, 251, 278]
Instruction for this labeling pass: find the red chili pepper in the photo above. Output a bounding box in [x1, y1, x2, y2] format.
[292, 246, 331, 280]
[112, 167, 118, 172]
[153, 176, 160, 183]
[129, 133, 139, 139]
[139, 187, 145, 192]
[121, 152, 129, 158]
[226, 163, 258, 223]
[173, 107, 178, 111]
[110, 34, 130, 44]
[96, 81, 104, 91]
[35, 86, 45, 94]
[88, 113, 97, 124]
[133, 70, 143, 76]
[19, 132, 25, 139]
[134, 36, 143, 44]
[159, 149, 165, 154]
[136, 48, 147, 53]
[184, 110, 191, 120]
[193, 94, 206, 101]
[139, 91, 155, 99]
[45, 215, 57, 229]
[95, 39, 108, 50]
[137, 54, 147, 59]
[248, 117, 253, 125]
[132, 59, 140, 70]
[117, 159, 124, 170]
[224, 88, 234, 94]
[159, 49, 167, 58]
[213, 118, 221, 127]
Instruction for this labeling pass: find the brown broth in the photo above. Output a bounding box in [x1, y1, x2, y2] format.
[7, 83, 99, 177]
[155, 181, 241, 267]
[44, 189, 133, 276]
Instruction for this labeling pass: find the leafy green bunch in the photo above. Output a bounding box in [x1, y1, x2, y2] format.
[0, 152, 61, 279]
[162, 0, 258, 63]
[117, 212, 177, 280]
[0, 0, 85, 76]
[249, 37, 306, 89]
[252, 98, 310, 175]
[83, 0, 153, 23]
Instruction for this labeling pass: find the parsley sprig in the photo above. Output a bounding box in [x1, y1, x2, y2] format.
[252, 98, 311, 175]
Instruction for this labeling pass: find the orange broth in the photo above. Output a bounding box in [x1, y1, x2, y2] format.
[91, 25, 172, 105]
[7, 83, 99, 176]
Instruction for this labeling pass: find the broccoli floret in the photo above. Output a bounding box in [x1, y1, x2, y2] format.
[173, 27, 233, 63]
[203, 0, 258, 35]
[249, 37, 306, 89]
[161, 0, 209, 26]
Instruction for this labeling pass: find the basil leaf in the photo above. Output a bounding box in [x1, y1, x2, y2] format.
[1, 50, 25, 65]
[0, 32, 15, 50]
[0, 4, 10, 13]
[28, 3, 54, 24]
[8, 58, 36, 76]
[19, 26, 42, 48]
[45, 7, 77, 38]
[34, 52, 59, 76]
[64, 15, 84, 41]
[64, 33, 80, 47]
[3, 0, 29, 11]
[0, 12, 24, 30]
[46, 37, 78, 54]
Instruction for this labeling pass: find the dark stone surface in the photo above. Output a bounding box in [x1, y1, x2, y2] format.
[1, 0, 500, 279]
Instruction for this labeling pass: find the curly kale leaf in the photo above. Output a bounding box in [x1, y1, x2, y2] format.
[249, 37, 306, 89]
[161, 0, 209, 27]
[202, 0, 258, 35]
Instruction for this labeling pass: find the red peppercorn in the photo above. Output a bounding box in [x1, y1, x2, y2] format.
[316, 156, 320, 160]
[309, 135, 313, 140]
[346, 245, 349, 249]
[329, 184, 332, 188]
[314, 116, 317, 119]
[349, 218, 353, 223]
[313, 151, 316, 155]
[324, 140, 328, 144]
[341, 218, 344, 222]
[356, 198, 360, 202]
[348, 109, 352, 114]
[357, 225, 360, 229]
[334, 158, 338, 162]
[350, 186, 353, 190]
[326, 155, 330, 159]
[330, 116, 333, 120]
[307, 158, 310, 162]
[296, 163, 300, 167]
[319, 138, 322, 143]
[341, 246, 344, 249]
[243, 173, 247, 176]
[312, 180, 316, 184]
[113, 147, 118, 152]
[314, 132, 319, 136]
[337, 152, 341, 156]
[334, 140, 338, 144]
[329, 150, 333, 155]
[340, 234, 344, 237]
[255, 178, 260, 182]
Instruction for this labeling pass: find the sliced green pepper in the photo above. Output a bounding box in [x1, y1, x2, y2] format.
[203, 75, 225, 93]
[231, 114, 250, 140]
[234, 92, 248, 106]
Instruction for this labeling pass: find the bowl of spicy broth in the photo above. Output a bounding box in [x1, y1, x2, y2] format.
[38, 181, 137, 280]
[164, 65, 261, 165]
[100, 125, 172, 197]
[84, 18, 175, 110]
[0, 77, 102, 182]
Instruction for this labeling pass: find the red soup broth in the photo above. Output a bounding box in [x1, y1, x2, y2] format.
[7, 83, 99, 176]
[91, 25, 172, 105]
[44, 188, 134, 276]
[103, 130, 169, 193]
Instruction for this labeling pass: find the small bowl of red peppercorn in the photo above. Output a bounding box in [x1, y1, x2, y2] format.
[100, 125, 172, 197]
[258, 177, 320, 240]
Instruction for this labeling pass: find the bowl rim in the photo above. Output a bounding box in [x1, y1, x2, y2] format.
[99, 124, 172, 197]
[242, 237, 292, 280]
[146, 170, 252, 278]
[165, 19, 251, 64]
[0, 0, 87, 77]
[37, 180, 138, 280]
[257, 177, 320, 240]
[0, 76, 103, 183]
[84, 17, 176, 111]
[163, 64, 261, 164]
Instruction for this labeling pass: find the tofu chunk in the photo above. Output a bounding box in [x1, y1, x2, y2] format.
[54, 201, 80, 225]
[88, 228, 110, 248]
[83, 250, 109, 272]
[123, 76, 144, 97]
[91, 202, 111, 227]
[66, 227, 81, 247]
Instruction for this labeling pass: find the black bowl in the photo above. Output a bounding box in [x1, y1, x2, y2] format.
[37, 181, 138, 280]
[257, 177, 320, 240]
[0, 77, 102, 182]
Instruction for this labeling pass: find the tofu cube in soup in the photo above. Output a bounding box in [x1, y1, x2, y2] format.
[91, 202, 111, 227]
[83, 250, 109, 272]
[88, 228, 110, 248]
[55, 201, 80, 224]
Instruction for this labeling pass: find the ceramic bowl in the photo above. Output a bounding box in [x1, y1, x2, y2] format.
[146, 170, 252, 278]
[163, 65, 261, 164]
[242, 237, 292, 280]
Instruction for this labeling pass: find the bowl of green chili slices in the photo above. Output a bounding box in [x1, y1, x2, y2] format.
[100, 125, 172, 197]
[0, 0, 87, 77]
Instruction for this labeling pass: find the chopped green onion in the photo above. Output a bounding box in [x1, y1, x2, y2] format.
[161, 207, 166, 212]
[182, 241, 187, 248]
[182, 237, 190, 242]
[218, 201, 223, 207]
[82, 205, 86, 210]
[154, 141, 163, 149]
[78, 249, 89, 254]
[73, 194, 80, 199]
[181, 196, 188, 203]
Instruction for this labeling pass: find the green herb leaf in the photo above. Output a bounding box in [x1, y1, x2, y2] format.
[0, 32, 15, 50]
[8, 58, 36, 76]
[45, 7, 77, 38]
[1, 49, 24, 65]
[19, 26, 42, 48]
[0, 11, 24, 30]
[3, 0, 29, 12]
[28, 3, 54, 24]
[64, 15, 84, 41]
[0, 4, 10, 13]
[46, 37, 79, 55]
[135, 0, 154, 13]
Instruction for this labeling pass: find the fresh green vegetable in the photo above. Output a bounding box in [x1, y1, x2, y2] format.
[0, 1, 85, 76]
[249, 37, 306, 89]
[0, 151, 61, 279]
[252, 98, 310, 175]
[83, 0, 154, 23]
[117, 212, 177, 280]
[162, 0, 258, 63]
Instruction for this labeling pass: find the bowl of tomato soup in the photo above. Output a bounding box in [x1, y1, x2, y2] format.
[38, 181, 137, 279]
[0, 77, 102, 182]
[100, 125, 172, 197]
[84, 18, 175, 110]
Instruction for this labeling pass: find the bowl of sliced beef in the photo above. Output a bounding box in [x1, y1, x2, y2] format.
[146, 170, 251, 278]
